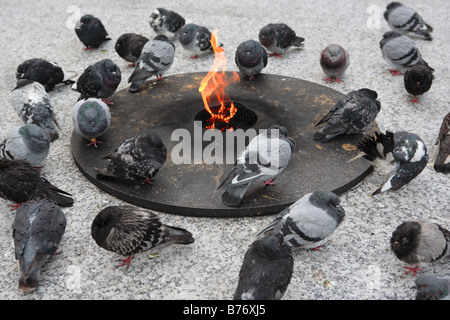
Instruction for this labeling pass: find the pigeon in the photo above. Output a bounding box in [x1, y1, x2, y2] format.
[0, 159, 74, 208]
[384, 2, 433, 41]
[91, 205, 195, 268]
[10, 79, 60, 141]
[72, 98, 111, 147]
[219, 125, 295, 207]
[75, 14, 111, 50]
[0, 124, 50, 167]
[320, 44, 350, 83]
[115, 33, 149, 67]
[380, 31, 434, 75]
[149, 8, 186, 40]
[179, 23, 216, 59]
[93, 132, 167, 184]
[313, 88, 381, 143]
[235, 40, 268, 80]
[12, 195, 66, 292]
[73, 58, 121, 104]
[390, 220, 450, 277]
[415, 274, 450, 300]
[257, 190, 345, 251]
[432, 112, 450, 174]
[354, 130, 428, 195]
[16, 58, 77, 92]
[233, 233, 293, 300]
[258, 23, 304, 58]
[128, 35, 175, 92]
[403, 64, 434, 103]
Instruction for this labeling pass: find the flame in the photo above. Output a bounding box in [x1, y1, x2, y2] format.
[199, 30, 240, 131]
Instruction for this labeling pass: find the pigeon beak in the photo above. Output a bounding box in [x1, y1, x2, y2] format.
[75, 20, 82, 29]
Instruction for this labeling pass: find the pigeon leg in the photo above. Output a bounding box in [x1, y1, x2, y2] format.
[142, 178, 153, 185]
[263, 178, 276, 187]
[116, 255, 134, 269]
[83, 47, 98, 51]
[156, 75, 165, 81]
[190, 55, 199, 59]
[248, 75, 256, 80]
[323, 76, 334, 82]
[269, 53, 283, 58]
[334, 77, 344, 83]
[8, 203, 21, 210]
[409, 96, 420, 103]
[403, 266, 423, 277]
[87, 138, 102, 147]
[312, 245, 325, 252]
[388, 69, 403, 76]
[101, 99, 113, 105]
[128, 62, 136, 68]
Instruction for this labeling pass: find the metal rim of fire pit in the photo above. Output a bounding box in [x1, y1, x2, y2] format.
[70, 72, 376, 218]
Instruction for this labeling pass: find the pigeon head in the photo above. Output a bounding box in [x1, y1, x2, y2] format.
[379, 31, 402, 48]
[179, 24, 198, 45]
[358, 88, 378, 100]
[236, 40, 266, 67]
[150, 8, 161, 21]
[19, 124, 50, 152]
[75, 99, 110, 137]
[415, 274, 449, 300]
[76, 14, 94, 30]
[386, 2, 403, 11]
[98, 59, 121, 87]
[310, 190, 345, 224]
[253, 234, 291, 259]
[392, 132, 427, 162]
[258, 24, 275, 47]
[268, 125, 289, 137]
[91, 206, 123, 249]
[154, 34, 170, 42]
[390, 221, 421, 261]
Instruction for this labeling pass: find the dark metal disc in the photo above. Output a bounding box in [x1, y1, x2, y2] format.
[70, 72, 376, 217]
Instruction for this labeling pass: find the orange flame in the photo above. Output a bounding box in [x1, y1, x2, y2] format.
[199, 30, 240, 131]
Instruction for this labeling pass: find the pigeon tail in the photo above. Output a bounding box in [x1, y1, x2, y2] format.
[221, 184, 250, 207]
[291, 36, 305, 47]
[312, 130, 338, 143]
[18, 272, 39, 293]
[164, 225, 195, 245]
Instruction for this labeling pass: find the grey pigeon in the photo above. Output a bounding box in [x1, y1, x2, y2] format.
[10, 79, 60, 141]
[94, 132, 167, 184]
[75, 14, 110, 50]
[115, 33, 149, 67]
[432, 112, 450, 174]
[128, 35, 175, 92]
[233, 233, 293, 300]
[380, 31, 434, 75]
[313, 88, 381, 143]
[415, 274, 450, 300]
[179, 23, 216, 59]
[0, 159, 74, 208]
[355, 130, 428, 195]
[320, 44, 350, 83]
[219, 125, 295, 207]
[390, 220, 450, 277]
[91, 205, 195, 268]
[12, 195, 66, 292]
[72, 98, 111, 147]
[235, 40, 268, 80]
[0, 124, 50, 167]
[403, 64, 434, 103]
[258, 23, 304, 58]
[149, 8, 186, 40]
[257, 190, 345, 250]
[16, 58, 77, 92]
[73, 58, 121, 104]
[384, 2, 433, 41]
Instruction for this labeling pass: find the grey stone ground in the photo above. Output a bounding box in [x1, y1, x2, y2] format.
[0, 0, 448, 300]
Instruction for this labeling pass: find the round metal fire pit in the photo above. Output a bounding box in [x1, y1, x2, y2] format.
[71, 72, 376, 217]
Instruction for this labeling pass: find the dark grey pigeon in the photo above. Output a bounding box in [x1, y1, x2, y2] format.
[16, 58, 77, 92]
[233, 233, 293, 300]
[179, 23, 216, 59]
[235, 40, 268, 80]
[0, 124, 50, 167]
[258, 23, 304, 58]
[91, 205, 195, 268]
[72, 98, 111, 147]
[128, 35, 175, 92]
[403, 64, 434, 103]
[415, 274, 450, 300]
[149, 8, 186, 40]
[384, 2, 433, 41]
[94, 132, 167, 184]
[0, 159, 74, 208]
[320, 44, 350, 82]
[391, 220, 450, 277]
[75, 14, 111, 50]
[115, 33, 149, 67]
[73, 58, 121, 104]
[432, 112, 450, 174]
[355, 130, 428, 195]
[13, 195, 66, 292]
[219, 125, 295, 207]
[257, 190, 345, 251]
[380, 31, 434, 75]
[313, 88, 381, 143]
[10, 79, 60, 141]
